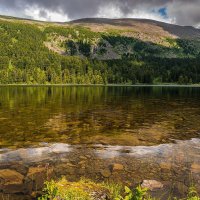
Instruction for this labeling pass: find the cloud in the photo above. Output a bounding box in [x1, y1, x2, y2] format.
[0, 0, 199, 26]
[97, 3, 173, 24]
[24, 5, 70, 21]
[167, 0, 200, 27]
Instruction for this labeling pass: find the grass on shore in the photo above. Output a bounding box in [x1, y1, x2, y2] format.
[38, 177, 200, 200]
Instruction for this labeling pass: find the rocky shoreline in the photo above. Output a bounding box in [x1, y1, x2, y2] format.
[0, 140, 200, 199]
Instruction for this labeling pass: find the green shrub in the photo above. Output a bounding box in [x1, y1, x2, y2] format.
[38, 178, 92, 200]
[38, 178, 200, 200]
[115, 185, 149, 200]
[186, 185, 200, 200]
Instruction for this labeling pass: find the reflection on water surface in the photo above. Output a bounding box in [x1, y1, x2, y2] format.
[0, 86, 200, 147]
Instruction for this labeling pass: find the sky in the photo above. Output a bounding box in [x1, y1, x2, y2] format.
[0, 0, 200, 27]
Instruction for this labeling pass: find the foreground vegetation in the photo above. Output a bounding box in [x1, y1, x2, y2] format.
[0, 18, 200, 85]
[38, 178, 200, 200]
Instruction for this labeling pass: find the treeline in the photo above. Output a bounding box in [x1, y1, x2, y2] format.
[106, 56, 200, 84]
[0, 20, 200, 84]
[1, 56, 200, 84]
[0, 57, 107, 84]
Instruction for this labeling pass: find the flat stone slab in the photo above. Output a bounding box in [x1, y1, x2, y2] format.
[0, 169, 24, 185]
[0, 169, 25, 194]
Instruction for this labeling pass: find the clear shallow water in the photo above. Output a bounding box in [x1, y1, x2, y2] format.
[0, 86, 200, 148]
[0, 86, 200, 199]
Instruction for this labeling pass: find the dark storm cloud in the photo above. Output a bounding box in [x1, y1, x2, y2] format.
[167, 0, 200, 26]
[0, 0, 168, 17]
[0, 0, 200, 26]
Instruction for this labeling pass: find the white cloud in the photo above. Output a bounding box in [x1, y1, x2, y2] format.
[24, 6, 70, 22]
[97, 4, 174, 24]
[0, 6, 23, 19]
[126, 9, 175, 24]
[97, 4, 124, 18]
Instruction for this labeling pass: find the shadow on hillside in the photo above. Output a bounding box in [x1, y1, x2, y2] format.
[67, 32, 199, 59]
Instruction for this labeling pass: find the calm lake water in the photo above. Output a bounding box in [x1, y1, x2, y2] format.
[0, 86, 200, 199]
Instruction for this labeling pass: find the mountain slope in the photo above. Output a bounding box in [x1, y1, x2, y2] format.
[0, 15, 200, 85]
[71, 18, 200, 40]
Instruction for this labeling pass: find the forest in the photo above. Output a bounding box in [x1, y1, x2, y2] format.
[0, 19, 200, 84]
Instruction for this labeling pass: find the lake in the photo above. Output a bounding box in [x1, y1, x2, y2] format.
[0, 86, 200, 199]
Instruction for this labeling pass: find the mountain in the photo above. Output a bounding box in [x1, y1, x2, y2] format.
[68, 18, 200, 60]
[71, 18, 200, 39]
[0, 15, 200, 84]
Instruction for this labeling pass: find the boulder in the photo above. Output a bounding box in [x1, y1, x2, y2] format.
[141, 180, 163, 191]
[0, 169, 25, 193]
[27, 166, 53, 191]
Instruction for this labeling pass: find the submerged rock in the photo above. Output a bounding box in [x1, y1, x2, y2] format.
[101, 169, 111, 178]
[79, 156, 87, 160]
[160, 162, 171, 170]
[191, 163, 200, 173]
[112, 163, 124, 171]
[141, 180, 164, 191]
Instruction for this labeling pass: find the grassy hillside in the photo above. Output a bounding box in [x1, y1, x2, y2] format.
[0, 16, 200, 84]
